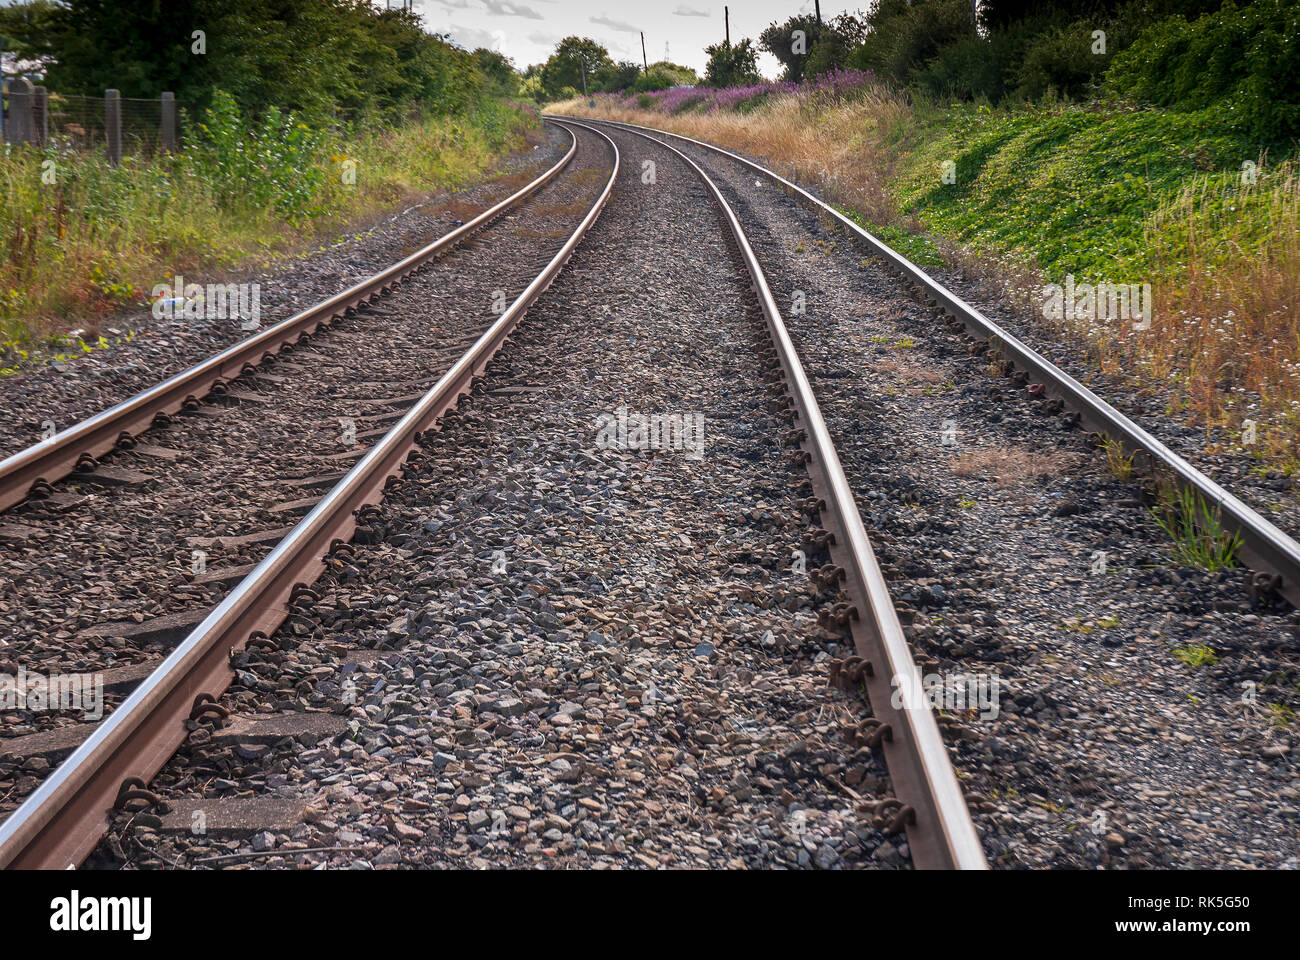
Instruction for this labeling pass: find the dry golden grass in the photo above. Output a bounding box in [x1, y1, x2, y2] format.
[950, 446, 1073, 488]
[873, 356, 946, 391]
[552, 92, 908, 227]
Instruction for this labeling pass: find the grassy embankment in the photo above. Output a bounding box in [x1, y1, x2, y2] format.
[555, 88, 1300, 468]
[0, 99, 538, 369]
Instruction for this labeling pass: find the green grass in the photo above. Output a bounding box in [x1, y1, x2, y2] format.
[1151, 486, 1243, 571]
[890, 101, 1260, 284]
[842, 207, 943, 267]
[1173, 643, 1218, 669]
[0, 100, 537, 357]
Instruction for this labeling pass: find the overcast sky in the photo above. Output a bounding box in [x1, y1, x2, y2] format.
[411, 1, 866, 78]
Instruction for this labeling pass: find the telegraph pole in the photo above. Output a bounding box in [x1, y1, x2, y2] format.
[815, 0, 822, 24]
[641, 32, 648, 74]
[725, 6, 730, 46]
[578, 52, 588, 98]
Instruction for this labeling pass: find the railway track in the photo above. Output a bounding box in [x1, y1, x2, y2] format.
[0, 126, 581, 515]
[0, 128, 614, 770]
[0, 112, 990, 871]
[0, 118, 618, 866]
[0, 113, 1292, 871]
[574, 118, 1300, 869]
[577, 117, 1300, 611]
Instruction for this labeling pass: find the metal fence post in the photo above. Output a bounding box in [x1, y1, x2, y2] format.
[160, 91, 176, 152]
[105, 88, 121, 166]
[33, 86, 48, 148]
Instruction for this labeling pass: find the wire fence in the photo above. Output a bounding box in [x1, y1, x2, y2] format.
[3, 83, 188, 161]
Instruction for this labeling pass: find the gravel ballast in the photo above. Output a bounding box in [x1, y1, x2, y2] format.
[90, 126, 906, 871]
[640, 125, 1298, 869]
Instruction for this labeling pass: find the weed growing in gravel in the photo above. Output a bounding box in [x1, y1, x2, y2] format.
[1058, 618, 1098, 634]
[1151, 486, 1242, 571]
[1173, 643, 1219, 669]
[1099, 436, 1136, 482]
[1269, 702, 1296, 727]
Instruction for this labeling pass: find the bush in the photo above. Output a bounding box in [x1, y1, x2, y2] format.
[1107, 0, 1300, 145]
[183, 91, 325, 224]
[914, 34, 1012, 101]
[849, 0, 978, 88]
[1013, 21, 1113, 102]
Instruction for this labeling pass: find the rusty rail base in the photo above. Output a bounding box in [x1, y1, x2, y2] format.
[579, 116, 1300, 610]
[0, 121, 582, 515]
[588, 119, 986, 869]
[0, 119, 619, 870]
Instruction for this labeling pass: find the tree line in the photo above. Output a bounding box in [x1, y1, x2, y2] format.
[0, 0, 517, 129]
[531, 0, 1295, 144]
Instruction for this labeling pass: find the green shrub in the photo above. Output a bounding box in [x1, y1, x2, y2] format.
[1107, 0, 1300, 145]
[849, 0, 978, 88]
[183, 91, 326, 224]
[1013, 22, 1113, 102]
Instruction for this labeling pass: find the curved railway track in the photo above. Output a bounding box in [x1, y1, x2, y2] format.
[574, 117, 1300, 612]
[0, 113, 1292, 872]
[0, 118, 619, 868]
[0, 114, 987, 871]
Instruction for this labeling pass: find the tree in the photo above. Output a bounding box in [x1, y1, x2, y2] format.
[760, 12, 866, 83]
[703, 38, 761, 88]
[1, 0, 488, 126]
[631, 60, 698, 92]
[540, 36, 612, 99]
[596, 60, 642, 93]
[759, 14, 821, 83]
[474, 48, 519, 97]
[0, 0, 61, 66]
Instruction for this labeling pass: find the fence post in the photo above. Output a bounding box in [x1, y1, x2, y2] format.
[105, 88, 121, 166]
[33, 86, 48, 148]
[6, 77, 34, 145]
[160, 91, 176, 152]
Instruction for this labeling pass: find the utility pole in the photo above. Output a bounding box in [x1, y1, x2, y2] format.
[815, 0, 822, 24]
[578, 52, 588, 98]
[725, 6, 730, 46]
[641, 32, 648, 74]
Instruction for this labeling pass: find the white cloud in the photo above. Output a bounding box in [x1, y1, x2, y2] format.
[448, 24, 506, 51]
[591, 14, 638, 33]
[481, 0, 544, 19]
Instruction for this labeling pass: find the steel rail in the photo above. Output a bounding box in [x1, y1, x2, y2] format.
[594, 120, 986, 869]
[0, 122, 582, 515]
[577, 116, 1300, 609]
[0, 119, 619, 870]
